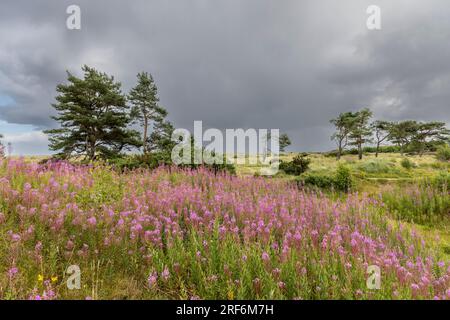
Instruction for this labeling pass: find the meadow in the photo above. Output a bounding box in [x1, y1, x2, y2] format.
[0, 153, 449, 300]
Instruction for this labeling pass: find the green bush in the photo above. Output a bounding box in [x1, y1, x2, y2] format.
[298, 165, 353, 193]
[280, 153, 311, 176]
[436, 145, 450, 162]
[109, 152, 236, 175]
[324, 145, 402, 157]
[301, 173, 335, 189]
[400, 158, 414, 170]
[425, 172, 450, 192]
[109, 152, 170, 171]
[334, 164, 353, 192]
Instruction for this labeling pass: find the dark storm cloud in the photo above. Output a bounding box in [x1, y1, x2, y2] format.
[0, 0, 449, 152]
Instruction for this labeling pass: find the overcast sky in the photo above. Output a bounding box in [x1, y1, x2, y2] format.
[1, 0, 449, 155]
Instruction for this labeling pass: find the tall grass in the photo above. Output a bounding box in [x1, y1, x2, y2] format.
[381, 174, 450, 225]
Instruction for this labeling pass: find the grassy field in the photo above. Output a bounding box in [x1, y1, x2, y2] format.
[240, 152, 450, 256]
[0, 153, 448, 300]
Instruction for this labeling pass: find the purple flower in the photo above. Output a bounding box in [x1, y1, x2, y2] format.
[161, 267, 170, 281]
[8, 267, 19, 279]
[148, 271, 158, 288]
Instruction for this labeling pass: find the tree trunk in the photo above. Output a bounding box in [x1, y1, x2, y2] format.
[358, 143, 363, 160]
[419, 142, 425, 157]
[375, 141, 380, 158]
[89, 141, 96, 160]
[337, 143, 342, 160]
[143, 117, 148, 154]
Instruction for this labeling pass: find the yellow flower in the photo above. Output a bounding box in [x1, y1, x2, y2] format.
[38, 274, 44, 282]
[51, 276, 58, 283]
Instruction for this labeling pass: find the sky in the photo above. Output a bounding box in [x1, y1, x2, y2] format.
[0, 0, 449, 155]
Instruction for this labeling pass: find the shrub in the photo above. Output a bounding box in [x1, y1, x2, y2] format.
[299, 165, 353, 193]
[356, 159, 397, 174]
[109, 152, 236, 175]
[436, 145, 450, 162]
[301, 173, 335, 189]
[109, 152, 170, 171]
[324, 145, 402, 157]
[334, 164, 353, 192]
[425, 172, 450, 192]
[279, 153, 311, 176]
[400, 158, 414, 170]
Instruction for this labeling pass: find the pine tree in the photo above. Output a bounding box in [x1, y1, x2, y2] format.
[128, 72, 167, 153]
[348, 108, 373, 160]
[147, 120, 175, 154]
[45, 65, 141, 160]
[279, 133, 292, 152]
[371, 120, 393, 157]
[388, 120, 418, 155]
[330, 111, 358, 160]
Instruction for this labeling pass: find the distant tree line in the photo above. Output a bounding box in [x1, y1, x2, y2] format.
[42, 65, 449, 165]
[330, 108, 450, 160]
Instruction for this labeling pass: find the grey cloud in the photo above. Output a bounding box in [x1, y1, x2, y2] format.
[0, 0, 449, 153]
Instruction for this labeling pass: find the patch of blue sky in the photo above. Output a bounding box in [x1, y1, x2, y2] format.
[0, 94, 15, 107]
[0, 120, 37, 135]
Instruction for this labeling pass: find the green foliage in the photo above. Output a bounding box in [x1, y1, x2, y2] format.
[147, 120, 176, 153]
[436, 144, 450, 162]
[382, 177, 449, 225]
[279, 153, 311, 175]
[279, 133, 292, 152]
[301, 173, 335, 189]
[356, 159, 398, 174]
[400, 158, 414, 170]
[109, 152, 236, 175]
[324, 145, 401, 158]
[299, 164, 353, 192]
[109, 152, 171, 171]
[348, 108, 373, 160]
[410, 122, 450, 156]
[334, 164, 353, 192]
[426, 172, 450, 192]
[330, 111, 359, 159]
[45, 65, 141, 160]
[128, 72, 168, 154]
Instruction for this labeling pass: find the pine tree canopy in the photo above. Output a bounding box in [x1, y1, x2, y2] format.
[44, 65, 141, 160]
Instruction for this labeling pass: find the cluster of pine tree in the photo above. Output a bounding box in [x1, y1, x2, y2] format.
[330, 108, 450, 160]
[45, 66, 174, 162]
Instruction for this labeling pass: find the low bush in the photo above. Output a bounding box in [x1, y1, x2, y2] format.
[109, 152, 236, 175]
[302, 173, 335, 189]
[400, 158, 414, 170]
[279, 153, 311, 176]
[334, 164, 353, 192]
[298, 164, 353, 193]
[436, 144, 450, 162]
